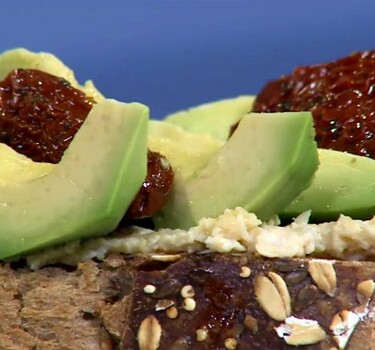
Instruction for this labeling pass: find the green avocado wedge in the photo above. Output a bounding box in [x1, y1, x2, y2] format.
[282, 149, 375, 221]
[164, 96, 255, 141]
[154, 112, 319, 229]
[0, 99, 148, 260]
[148, 120, 223, 179]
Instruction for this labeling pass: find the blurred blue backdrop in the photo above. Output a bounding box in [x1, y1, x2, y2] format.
[1, 1, 374, 118]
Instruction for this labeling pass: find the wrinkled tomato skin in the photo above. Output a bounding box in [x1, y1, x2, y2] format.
[253, 51, 375, 158]
[0, 69, 94, 163]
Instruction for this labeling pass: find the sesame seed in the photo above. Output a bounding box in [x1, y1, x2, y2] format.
[181, 285, 195, 298]
[196, 328, 208, 342]
[183, 297, 196, 311]
[224, 337, 237, 349]
[239, 266, 251, 278]
[166, 306, 178, 319]
[143, 284, 156, 294]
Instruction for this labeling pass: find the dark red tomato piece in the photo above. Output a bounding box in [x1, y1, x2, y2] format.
[253, 51, 375, 158]
[0, 68, 94, 163]
[125, 150, 174, 220]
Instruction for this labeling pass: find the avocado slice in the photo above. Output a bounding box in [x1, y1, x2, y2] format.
[282, 149, 375, 221]
[0, 99, 148, 259]
[164, 96, 255, 141]
[0, 48, 104, 101]
[148, 120, 223, 179]
[154, 112, 319, 229]
[0, 144, 55, 186]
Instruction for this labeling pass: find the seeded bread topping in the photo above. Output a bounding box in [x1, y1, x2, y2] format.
[121, 254, 375, 349]
[253, 51, 375, 158]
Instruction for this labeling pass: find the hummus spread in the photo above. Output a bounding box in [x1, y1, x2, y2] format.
[27, 207, 375, 269]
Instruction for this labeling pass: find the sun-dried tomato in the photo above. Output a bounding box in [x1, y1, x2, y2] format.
[125, 150, 174, 220]
[0, 68, 175, 219]
[0, 69, 94, 163]
[253, 51, 375, 158]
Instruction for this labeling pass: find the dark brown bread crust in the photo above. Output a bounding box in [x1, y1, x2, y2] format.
[0, 254, 375, 349]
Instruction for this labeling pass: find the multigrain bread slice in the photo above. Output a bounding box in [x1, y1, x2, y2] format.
[1, 254, 375, 350]
[0, 255, 137, 350]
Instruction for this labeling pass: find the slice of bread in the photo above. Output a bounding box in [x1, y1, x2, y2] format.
[1, 253, 374, 349]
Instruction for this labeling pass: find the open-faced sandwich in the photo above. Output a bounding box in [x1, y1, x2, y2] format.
[0, 48, 375, 350]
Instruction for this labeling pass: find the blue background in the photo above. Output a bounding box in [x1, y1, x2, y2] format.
[1, 1, 374, 118]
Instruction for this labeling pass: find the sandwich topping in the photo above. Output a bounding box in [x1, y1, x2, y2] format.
[26, 207, 375, 269]
[253, 51, 375, 158]
[15, 49, 375, 270]
[1, 48, 375, 274]
[0, 66, 174, 224]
